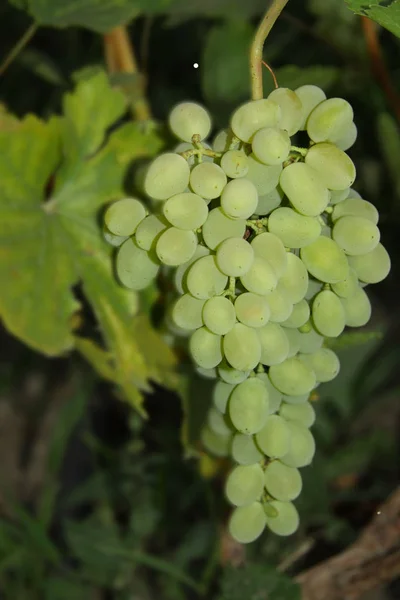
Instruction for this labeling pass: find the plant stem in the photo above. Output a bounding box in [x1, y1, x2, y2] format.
[250, 0, 289, 100]
[0, 23, 37, 77]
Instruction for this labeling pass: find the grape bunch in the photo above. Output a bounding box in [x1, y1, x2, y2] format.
[103, 86, 391, 544]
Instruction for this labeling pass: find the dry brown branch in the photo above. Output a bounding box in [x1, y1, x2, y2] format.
[296, 487, 400, 600]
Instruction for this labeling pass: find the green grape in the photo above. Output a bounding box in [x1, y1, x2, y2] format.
[190, 162, 227, 200]
[305, 278, 323, 301]
[220, 150, 249, 178]
[279, 401, 316, 428]
[251, 232, 287, 278]
[229, 377, 269, 434]
[202, 296, 236, 335]
[231, 433, 264, 465]
[268, 207, 321, 248]
[295, 84, 326, 130]
[163, 192, 208, 230]
[279, 162, 330, 216]
[282, 393, 310, 405]
[335, 121, 358, 151]
[174, 141, 213, 166]
[196, 367, 217, 379]
[189, 326, 222, 369]
[229, 501, 266, 544]
[268, 87, 303, 135]
[281, 421, 315, 468]
[186, 255, 228, 299]
[169, 102, 211, 142]
[330, 188, 350, 205]
[202, 207, 246, 251]
[224, 323, 262, 371]
[284, 327, 301, 358]
[213, 380, 235, 413]
[144, 153, 190, 200]
[171, 293, 205, 330]
[312, 289, 346, 337]
[174, 244, 210, 294]
[135, 214, 168, 251]
[251, 127, 291, 165]
[105, 197, 146, 236]
[201, 425, 231, 457]
[156, 227, 197, 266]
[240, 257, 278, 295]
[306, 97, 353, 143]
[246, 154, 283, 196]
[225, 464, 265, 506]
[208, 407, 232, 436]
[332, 216, 380, 256]
[332, 197, 379, 224]
[279, 253, 309, 303]
[103, 227, 128, 247]
[220, 178, 258, 219]
[216, 237, 254, 276]
[331, 268, 359, 298]
[269, 357, 316, 396]
[305, 142, 356, 191]
[341, 286, 371, 327]
[282, 299, 310, 329]
[254, 187, 283, 216]
[256, 372, 283, 414]
[212, 128, 239, 152]
[218, 360, 250, 384]
[230, 99, 281, 142]
[258, 323, 290, 366]
[265, 285, 293, 323]
[297, 325, 324, 354]
[235, 292, 270, 328]
[264, 460, 303, 501]
[116, 238, 159, 290]
[348, 243, 390, 284]
[347, 188, 362, 199]
[300, 236, 349, 283]
[256, 415, 291, 458]
[300, 348, 340, 382]
[265, 500, 299, 536]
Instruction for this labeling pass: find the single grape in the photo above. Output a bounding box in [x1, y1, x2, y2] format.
[201, 425, 231, 457]
[269, 357, 316, 396]
[231, 99, 281, 142]
[348, 243, 390, 284]
[163, 192, 208, 230]
[186, 255, 228, 299]
[105, 197, 146, 237]
[251, 232, 287, 278]
[174, 244, 210, 294]
[280, 162, 330, 216]
[256, 415, 291, 458]
[257, 322, 290, 366]
[265, 285, 293, 323]
[156, 227, 197, 266]
[189, 327, 222, 369]
[305, 142, 356, 191]
[281, 421, 315, 468]
[190, 162, 227, 200]
[202, 296, 236, 335]
[212, 128, 239, 152]
[332, 215, 380, 256]
[116, 238, 159, 290]
[225, 464, 265, 506]
[246, 154, 283, 196]
[279, 253, 309, 303]
[297, 325, 324, 354]
[235, 292, 270, 328]
[220, 178, 258, 219]
[332, 197, 379, 224]
[229, 377, 269, 434]
[341, 286, 372, 327]
[282, 393, 310, 405]
[305, 278, 323, 301]
[144, 153, 190, 200]
[295, 84, 326, 130]
[224, 323, 262, 371]
[264, 460, 303, 501]
[254, 186, 284, 216]
[300, 236, 349, 283]
[307, 97, 353, 143]
[213, 380, 235, 413]
[240, 256, 278, 295]
[229, 502, 266, 544]
[268, 207, 321, 248]
[330, 188, 351, 205]
[231, 433, 264, 465]
[169, 102, 211, 142]
[171, 294, 205, 330]
[135, 214, 169, 251]
[218, 360, 250, 384]
[312, 289, 346, 337]
[299, 348, 340, 382]
[268, 87, 303, 135]
[279, 401, 316, 428]
[331, 268, 359, 298]
[196, 367, 217, 379]
[285, 327, 301, 358]
[252, 127, 291, 165]
[282, 299, 310, 329]
[202, 207, 246, 251]
[335, 121, 358, 151]
[265, 500, 299, 536]
[256, 372, 283, 414]
[208, 407, 232, 436]
[103, 227, 128, 247]
[216, 237, 254, 277]
[220, 150, 249, 178]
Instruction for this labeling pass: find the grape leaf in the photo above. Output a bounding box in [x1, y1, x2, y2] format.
[345, 1, 400, 39]
[0, 71, 177, 415]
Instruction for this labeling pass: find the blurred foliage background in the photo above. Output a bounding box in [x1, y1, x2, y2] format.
[0, 0, 399, 598]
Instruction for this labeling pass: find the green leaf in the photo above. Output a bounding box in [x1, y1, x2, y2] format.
[377, 112, 400, 198]
[264, 65, 339, 97]
[345, 1, 400, 39]
[219, 564, 301, 600]
[165, 0, 267, 20]
[45, 577, 90, 600]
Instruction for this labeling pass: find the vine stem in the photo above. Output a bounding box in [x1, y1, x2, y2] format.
[250, 0, 290, 100]
[0, 23, 37, 77]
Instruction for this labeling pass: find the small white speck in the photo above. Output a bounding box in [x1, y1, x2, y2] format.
[193, 63, 199, 69]
[377, 510, 382, 515]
